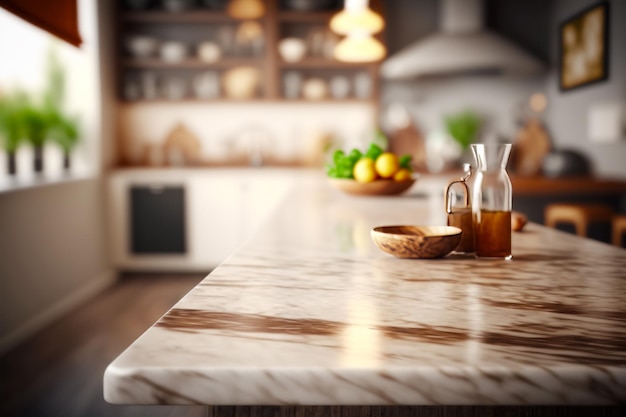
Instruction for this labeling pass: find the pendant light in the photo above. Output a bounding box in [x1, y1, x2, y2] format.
[334, 33, 386, 63]
[329, 0, 386, 63]
[329, 0, 384, 35]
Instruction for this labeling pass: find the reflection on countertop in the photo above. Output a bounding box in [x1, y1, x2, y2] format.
[104, 172, 626, 406]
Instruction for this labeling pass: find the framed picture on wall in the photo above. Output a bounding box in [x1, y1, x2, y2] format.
[559, 1, 610, 91]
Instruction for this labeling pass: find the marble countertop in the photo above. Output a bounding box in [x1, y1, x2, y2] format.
[104, 173, 626, 406]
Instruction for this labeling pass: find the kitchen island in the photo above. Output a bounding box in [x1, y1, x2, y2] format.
[104, 172, 626, 415]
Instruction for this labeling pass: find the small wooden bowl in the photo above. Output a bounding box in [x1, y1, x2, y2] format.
[371, 225, 462, 259]
[328, 177, 417, 196]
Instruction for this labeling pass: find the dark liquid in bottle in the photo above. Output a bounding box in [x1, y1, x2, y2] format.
[448, 208, 474, 253]
[474, 210, 511, 258]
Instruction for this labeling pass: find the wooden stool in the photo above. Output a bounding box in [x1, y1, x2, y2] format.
[544, 203, 614, 237]
[612, 214, 626, 246]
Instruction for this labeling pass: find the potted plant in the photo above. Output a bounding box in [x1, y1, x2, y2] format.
[0, 93, 25, 175]
[444, 110, 481, 158]
[20, 100, 52, 173]
[0, 48, 79, 175]
[49, 110, 80, 170]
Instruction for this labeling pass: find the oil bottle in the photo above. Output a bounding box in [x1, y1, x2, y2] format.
[445, 163, 474, 254]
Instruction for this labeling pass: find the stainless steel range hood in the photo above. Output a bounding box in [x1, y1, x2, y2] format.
[381, 0, 545, 79]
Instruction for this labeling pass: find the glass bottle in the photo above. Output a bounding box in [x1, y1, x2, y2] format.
[471, 143, 513, 260]
[445, 163, 474, 253]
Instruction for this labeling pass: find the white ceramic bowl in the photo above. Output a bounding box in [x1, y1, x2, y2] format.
[278, 38, 307, 62]
[302, 78, 328, 100]
[126, 36, 159, 58]
[197, 41, 222, 63]
[160, 41, 188, 62]
[222, 66, 260, 99]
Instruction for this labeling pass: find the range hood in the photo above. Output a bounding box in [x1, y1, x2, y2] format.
[381, 0, 545, 79]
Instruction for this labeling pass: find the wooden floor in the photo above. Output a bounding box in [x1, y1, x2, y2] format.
[0, 273, 209, 417]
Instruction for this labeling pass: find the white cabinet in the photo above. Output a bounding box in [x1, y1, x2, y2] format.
[188, 176, 244, 268]
[108, 169, 299, 271]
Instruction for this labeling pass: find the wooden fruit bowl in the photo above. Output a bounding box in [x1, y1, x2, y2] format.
[371, 225, 462, 259]
[328, 177, 417, 196]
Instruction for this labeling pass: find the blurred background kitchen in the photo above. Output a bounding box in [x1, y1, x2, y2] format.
[0, 0, 625, 414]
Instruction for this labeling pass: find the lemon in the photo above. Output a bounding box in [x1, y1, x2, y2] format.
[393, 168, 412, 181]
[353, 157, 377, 183]
[375, 152, 400, 178]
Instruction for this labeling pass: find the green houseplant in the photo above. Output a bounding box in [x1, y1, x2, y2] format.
[0, 93, 26, 175]
[0, 48, 80, 175]
[0, 92, 72, 174]
[49, 110, 80, 169]
[444, 111, 481, 153]
[20, 100, 53, 173]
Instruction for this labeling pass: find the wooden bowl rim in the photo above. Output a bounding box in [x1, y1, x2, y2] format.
[370, 225, 463, 259]
[328, 175, 419, 196]
[371, 225, 462, 238]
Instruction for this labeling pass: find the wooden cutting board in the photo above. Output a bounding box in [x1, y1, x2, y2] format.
[511, 118, 551, 176]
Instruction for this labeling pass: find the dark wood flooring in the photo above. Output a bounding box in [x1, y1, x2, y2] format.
[0, 273, 208, 417]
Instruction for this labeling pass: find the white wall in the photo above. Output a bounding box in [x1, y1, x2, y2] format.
[0, 180, 112, 352]
[118, 102, 376, 164]
[545, 0, 626, 179]
[0, 0, 112, 353]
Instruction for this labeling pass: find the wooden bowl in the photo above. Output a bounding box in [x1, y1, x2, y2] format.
[371, 225, 462, 259]
[328, 177, 417, 196]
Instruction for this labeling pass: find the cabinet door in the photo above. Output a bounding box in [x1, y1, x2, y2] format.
[130, 185, 186, 254]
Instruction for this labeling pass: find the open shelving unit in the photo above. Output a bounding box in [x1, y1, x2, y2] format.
[116, 0, 383, 104]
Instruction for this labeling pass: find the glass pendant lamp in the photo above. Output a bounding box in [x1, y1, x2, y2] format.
[334, 32, 385, 63]
[330, 0, 386, 63]
[329, 0, 384, 35]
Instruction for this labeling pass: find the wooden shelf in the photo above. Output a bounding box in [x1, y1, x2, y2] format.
[122, 10, 248, 23]
[122, 98, 266, 104]
[276, 10, 337, 22]
[116, 1, 382, 106]
[122, 9, 339, 23]
[279, 57, 373, 69]
[122, 57, 263, 69]
[121, 9, 338, 23]
[121, 97, 373, 104]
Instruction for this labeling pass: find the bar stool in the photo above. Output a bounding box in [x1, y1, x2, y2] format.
[544, 203, 614, 237]
[613, 214, 626, 246]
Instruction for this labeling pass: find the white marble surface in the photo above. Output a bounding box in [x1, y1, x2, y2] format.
[104, 172, 626, 405]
